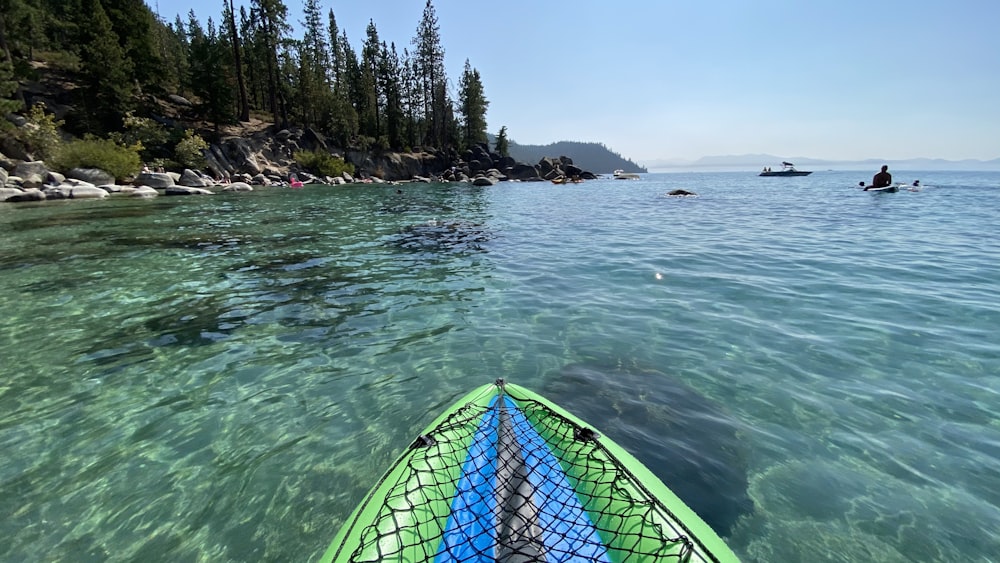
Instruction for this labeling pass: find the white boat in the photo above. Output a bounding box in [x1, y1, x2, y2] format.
[613, 169, 640, 180]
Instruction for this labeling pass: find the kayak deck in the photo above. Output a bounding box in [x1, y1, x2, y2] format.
[322, 380, 739, 562]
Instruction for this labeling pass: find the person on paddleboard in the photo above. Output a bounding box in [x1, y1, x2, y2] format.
[865, 165, 892, 191]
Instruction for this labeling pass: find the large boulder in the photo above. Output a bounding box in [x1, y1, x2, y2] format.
[0, 187, 24, 201]
[223, 182, 253, 192]
[168, 94, 193, 107]
[178, 169, 210, 187]
[67, 167, 115, 186]
[221, 137, 262, 174]
[134, 172, 175, 188]
[300, 128, 328, 151]
[5, 188, 45, 202]
[537, 157, 560, 177]
[507, 163, 540, 181]
[13, 161, 49, 180]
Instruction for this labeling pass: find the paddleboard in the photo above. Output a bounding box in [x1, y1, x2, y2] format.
[320, 379, 740, 562]
[866, 185, 898, 193]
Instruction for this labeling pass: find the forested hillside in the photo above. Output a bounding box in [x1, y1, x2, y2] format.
[504, 140, 647, 174]
[0, 0, 489, 155]
[1, 0, 648, 179]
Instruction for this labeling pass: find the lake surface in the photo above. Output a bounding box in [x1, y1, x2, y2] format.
[1, 171, 998, 562]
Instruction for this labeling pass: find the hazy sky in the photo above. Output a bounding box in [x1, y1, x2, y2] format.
[151, 0, 1000, 165]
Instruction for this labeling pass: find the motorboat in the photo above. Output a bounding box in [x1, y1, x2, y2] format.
[613, 169, 641, 180]
[759, 162, 811, 176]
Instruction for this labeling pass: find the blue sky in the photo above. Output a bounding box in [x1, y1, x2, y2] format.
[151, 0, 1000, 165]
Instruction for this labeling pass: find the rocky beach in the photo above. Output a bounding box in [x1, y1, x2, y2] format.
[1, 123, 599, 204]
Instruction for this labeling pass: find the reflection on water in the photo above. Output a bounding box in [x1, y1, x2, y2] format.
[1, 174, 1000, 561]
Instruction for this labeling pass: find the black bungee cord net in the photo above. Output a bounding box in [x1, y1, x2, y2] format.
[342, 382, 709, 562]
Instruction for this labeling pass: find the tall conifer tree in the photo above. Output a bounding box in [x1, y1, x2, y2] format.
[457, 59, 488, 149]
[79, 0, 134, 132]
[412, 0, 446, 147]
[224, 0, 250, 121]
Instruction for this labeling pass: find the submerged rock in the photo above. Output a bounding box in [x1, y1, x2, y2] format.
[165, 186, 213, 196]
[542, 362, 754, 535]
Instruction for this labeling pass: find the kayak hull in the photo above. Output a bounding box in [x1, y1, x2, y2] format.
[321, 380, 740, 562]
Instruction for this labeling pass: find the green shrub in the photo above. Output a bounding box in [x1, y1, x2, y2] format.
[115, 111, 170, 161]
[19, 103, 64, 161]
[294, 149, 355, 178]
[174, 130, 208, 169]
[51, 136, 142, 182]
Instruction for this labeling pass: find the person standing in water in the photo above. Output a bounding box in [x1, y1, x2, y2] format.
[865, 165, 892, 190]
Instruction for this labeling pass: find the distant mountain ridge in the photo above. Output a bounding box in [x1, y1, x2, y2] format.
[486, 135, 647, 174]
[644, 154, 1000, 171]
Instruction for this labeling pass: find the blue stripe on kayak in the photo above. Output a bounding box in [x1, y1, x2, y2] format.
[504, 396, 612, 562]
[436, 395, 500, 562]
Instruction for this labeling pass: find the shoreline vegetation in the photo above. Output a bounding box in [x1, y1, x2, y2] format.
[0, 0, 642, 205]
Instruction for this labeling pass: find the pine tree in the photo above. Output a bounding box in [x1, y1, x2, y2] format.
[78, 0, 134, 132]
[101, 0, 161, 90]
[494, 125, 509, 157]
[0, 59, 23, 130]
[251, 0, 290, 125]
[412, 0, 447, 148]
[224, 0, 250, 121]
[188, 13, 235, 129]
[381, 41, 404, 150]
[457, 59, 488, 149]
[359, 19, 381, 142]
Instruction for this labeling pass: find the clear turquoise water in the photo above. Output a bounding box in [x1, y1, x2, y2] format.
[1, 171, 998, 562]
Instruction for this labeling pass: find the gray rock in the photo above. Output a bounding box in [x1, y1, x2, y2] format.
[134, 172, 175, 188]
[508, 163, 540, 181]
[222, 182, 253, 192]
[131, 186, 159, 198]
[5, 188, 45, 202]
[22, 173, 45, 190]
[165, 186, 213, 196]
[0, 167, 7, 186]
[668, 189, 698, 196]
[250, 173, 270, 185]
[342, 172, 354, 183]
[67, 167, 115, 186]
[0, 187, 24, 201]
[99, 184, 123, 193]
[221, 137, 261, 174]
[472, 176, 496, 187]
[14, 161, 49, 179]
[168, 94, 193, 107]
[6, 114, 28, 127]
[47, 171, 66, 185]
[70, 185, 109, 199]
[43, 187, 69, 199]
[179, 169, 210, 187]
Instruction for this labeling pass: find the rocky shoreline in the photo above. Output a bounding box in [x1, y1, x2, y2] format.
[1, 126, 598, 204]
